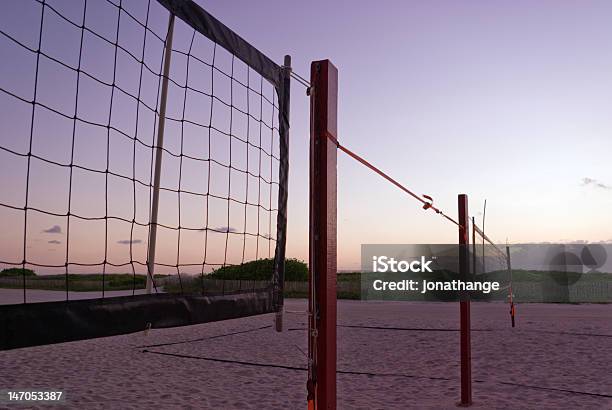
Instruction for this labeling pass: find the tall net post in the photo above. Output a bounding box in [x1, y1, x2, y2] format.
[506, 245, 515, 327]
[482, 199, 487, 273]
[458, 194, 472, 406]
[308, 59, 338, 410]
[471, 216, 476, 276]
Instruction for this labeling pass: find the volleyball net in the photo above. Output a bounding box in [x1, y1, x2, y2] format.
[471, 221, 513, 296]
[0, 0, 289, 349]
[471, 220, 515, 330]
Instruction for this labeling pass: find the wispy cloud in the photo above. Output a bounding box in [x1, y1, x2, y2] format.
[581, 177, 611, 190]
[42, 225, 62, 234]
[48, 240, 61, 245]
[215, 226, 237, 233]
[117, 239, 143, 245]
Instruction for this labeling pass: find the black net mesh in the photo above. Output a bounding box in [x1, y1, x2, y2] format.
[0, 0, 286, 305]
[471, 220, 512, 301]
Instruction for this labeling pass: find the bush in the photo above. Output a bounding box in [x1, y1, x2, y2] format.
[0, 268, 36, 277]
[208, 258, 308, 281]
[107, 274, 146, 288]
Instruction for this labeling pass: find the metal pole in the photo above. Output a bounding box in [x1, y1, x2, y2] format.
[482, 199, 486, 274]
[146, 14, 175, 294]
[274, 54, 291, 332]
[506, 245, 515, 327]
[458, 194, 472, 406]
[471, 216, 476, 277]
[308, 59, 338, 410]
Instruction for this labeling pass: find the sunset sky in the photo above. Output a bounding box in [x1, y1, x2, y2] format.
[203, 0, 612, 270]
[1, 0, 611, 273]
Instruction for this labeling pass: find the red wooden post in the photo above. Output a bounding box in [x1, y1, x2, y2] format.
[458, 194, 472, 406]
[308, 60, 338, 410]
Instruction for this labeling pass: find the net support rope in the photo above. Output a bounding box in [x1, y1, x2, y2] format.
[289, 69, 461, 228]
[324, 132, 461, 228]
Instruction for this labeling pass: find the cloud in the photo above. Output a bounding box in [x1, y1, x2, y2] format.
[43, 225, 62, 234]
[117, 239, 143, 245]
[581, 177, 611, 190]
[215, 226, 237, 233]
[581, 177, 595, 185]
[48, 240, 61, 245]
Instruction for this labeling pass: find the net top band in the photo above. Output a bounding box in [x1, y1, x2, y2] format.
[157, 0, 282, 88]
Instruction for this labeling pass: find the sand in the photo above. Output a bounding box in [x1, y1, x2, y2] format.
[1, 299, 611, 409]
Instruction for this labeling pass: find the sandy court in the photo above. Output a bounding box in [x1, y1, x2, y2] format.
[1, 299, 611, 409]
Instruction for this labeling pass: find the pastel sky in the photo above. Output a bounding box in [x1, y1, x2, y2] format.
[1, 0, 611, 273]
[200, 0, 612, 270]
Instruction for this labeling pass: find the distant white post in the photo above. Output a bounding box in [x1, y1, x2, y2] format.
[146, 13, 175, 293]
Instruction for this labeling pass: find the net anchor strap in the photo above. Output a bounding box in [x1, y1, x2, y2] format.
[323, 132, 462, 228]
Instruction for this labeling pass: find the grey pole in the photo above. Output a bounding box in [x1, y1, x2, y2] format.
[275, 54, 291, 332]
[146, 14, 175, 294]
[472, 216, 476, 277]
[482, 199, 486, 273]
[506, 244, 515, 327]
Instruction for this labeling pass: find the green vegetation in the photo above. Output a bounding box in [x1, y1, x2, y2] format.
[282, 272, 361, 299]
[0, 273, 166, 292]
[480, 269, 612, 283]
[1, 266, 609, 302]
[0, 268, 36, 277]
[163, 259, 309, 294]
[209, 258, 308, 281]
[164, 259, 311, 295]
[337, 272, 361, 282]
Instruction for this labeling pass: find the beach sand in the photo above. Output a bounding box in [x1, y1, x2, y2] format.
[1, 299, 611, 409]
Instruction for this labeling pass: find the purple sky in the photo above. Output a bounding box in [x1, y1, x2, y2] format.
[1, 0, 611, 272]
[199, 0, 612, 269]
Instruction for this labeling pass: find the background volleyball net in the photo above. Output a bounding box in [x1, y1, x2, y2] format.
[471, 220, 515, 329]
[0, 0, 289, 349]
[471, 220, 513, 300]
